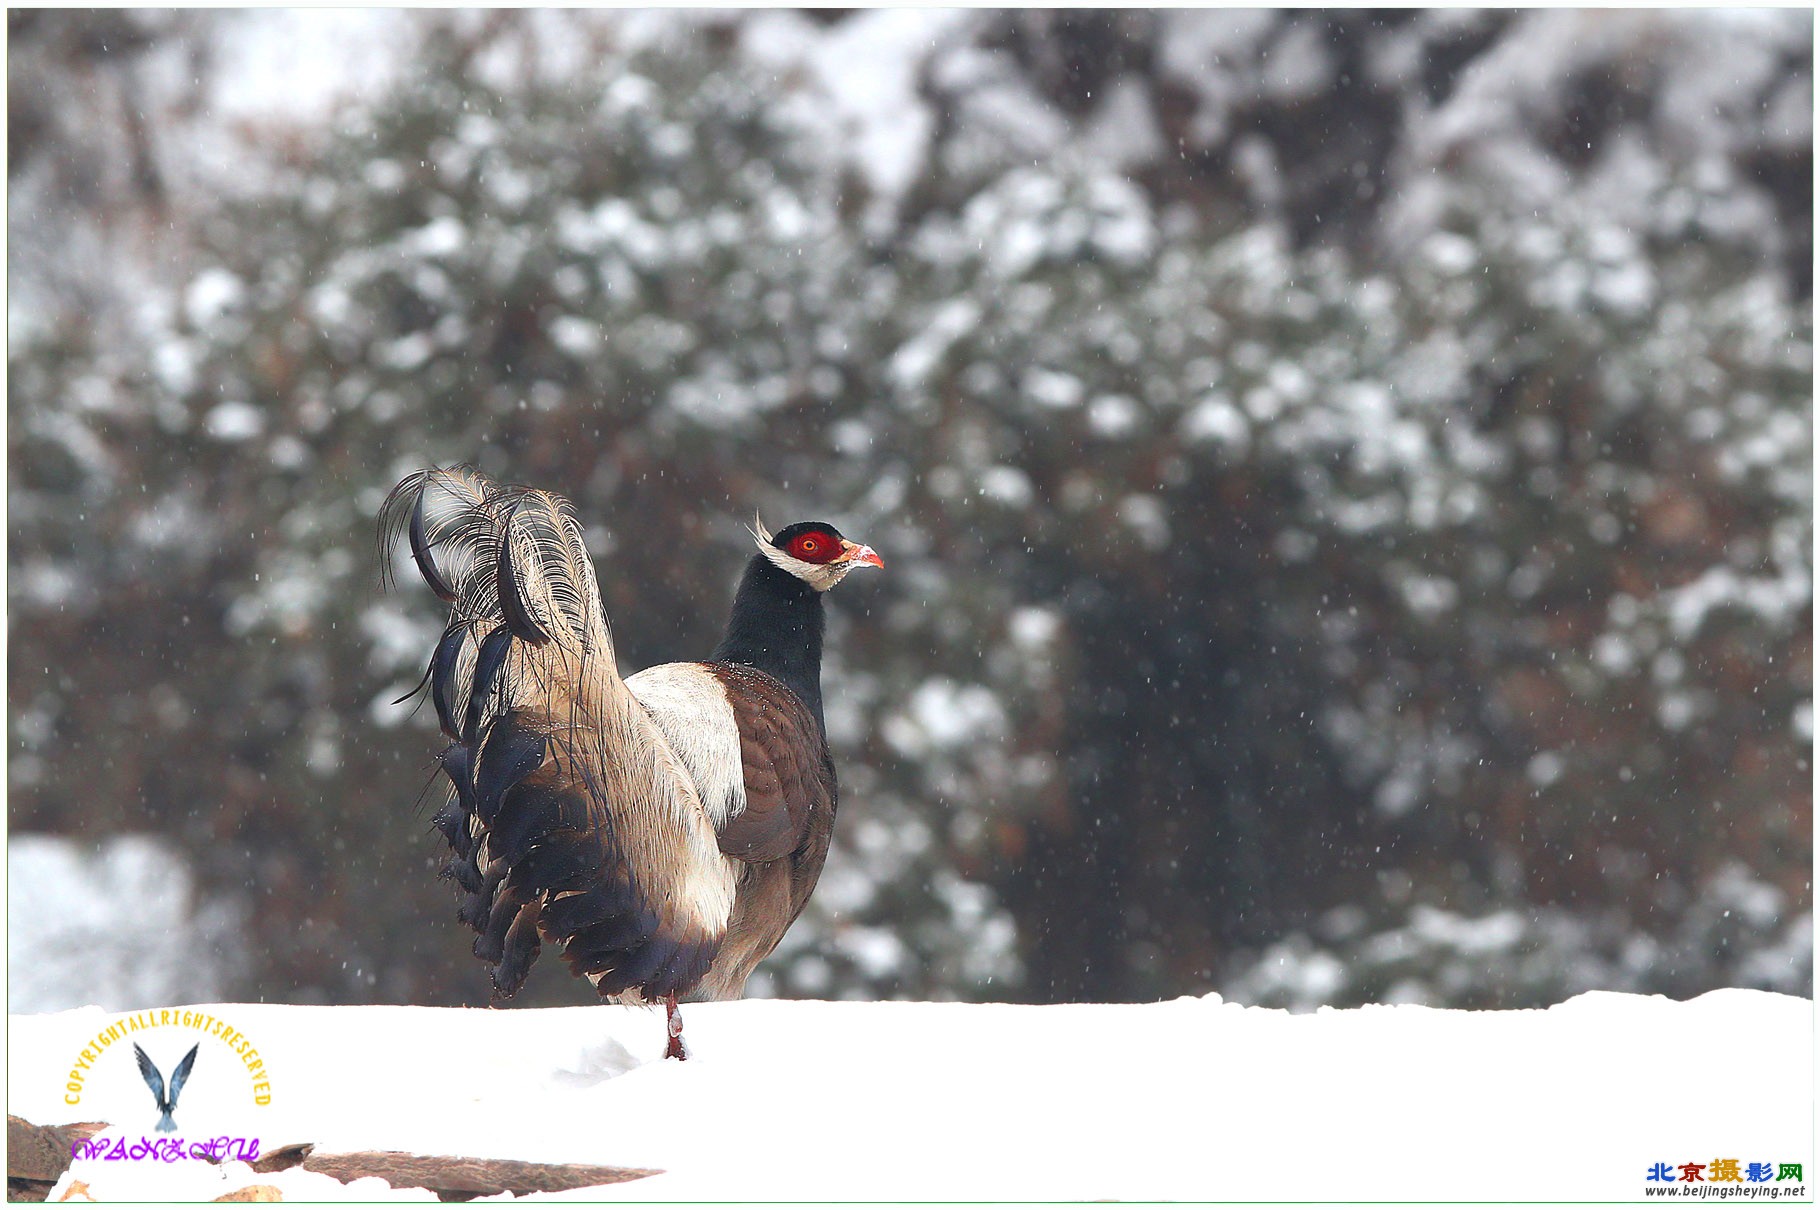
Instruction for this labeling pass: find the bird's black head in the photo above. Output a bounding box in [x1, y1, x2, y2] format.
[754, 518, 884, 592]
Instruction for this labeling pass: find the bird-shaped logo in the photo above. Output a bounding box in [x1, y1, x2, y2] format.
[132, 1042, 199, 1134]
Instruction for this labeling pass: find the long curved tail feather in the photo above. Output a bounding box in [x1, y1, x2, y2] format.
[382, 467, 733, 1002]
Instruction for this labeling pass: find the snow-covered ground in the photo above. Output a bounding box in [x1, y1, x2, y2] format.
[9, 991, 1811, 1201]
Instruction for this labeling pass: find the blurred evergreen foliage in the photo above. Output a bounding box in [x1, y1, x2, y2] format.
[9, 10, 1811, 1009]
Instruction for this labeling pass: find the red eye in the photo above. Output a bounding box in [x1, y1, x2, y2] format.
[786, 530, 842, 563]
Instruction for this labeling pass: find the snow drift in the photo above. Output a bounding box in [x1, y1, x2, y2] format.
[8, 990, 1811, 1201]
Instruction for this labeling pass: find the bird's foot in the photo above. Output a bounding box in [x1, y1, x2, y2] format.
[663, 993, 689, 1061]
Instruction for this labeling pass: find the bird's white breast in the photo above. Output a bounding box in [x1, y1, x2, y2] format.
[624, 662, 747, 831]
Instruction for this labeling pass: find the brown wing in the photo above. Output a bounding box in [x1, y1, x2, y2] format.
[690, 662, 840, 999]
[709, 663, 837, 878]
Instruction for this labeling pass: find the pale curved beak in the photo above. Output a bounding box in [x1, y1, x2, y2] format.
[839, 540, 884, 570]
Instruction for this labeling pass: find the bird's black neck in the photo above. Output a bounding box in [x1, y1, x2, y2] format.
[711, 554, 826, 734]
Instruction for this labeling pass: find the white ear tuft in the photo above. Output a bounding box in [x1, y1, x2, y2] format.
[748, 511, 773, 548]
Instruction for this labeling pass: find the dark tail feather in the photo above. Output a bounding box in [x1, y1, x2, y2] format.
[507, 834, 600, 891]
[431, 800, 465, 849]
[378, 466, 493, 600]
[410, 485, 458, 602]
[391, 659, 434, 708]
[430, 625, 471, 740]
[604, 932, 687, 996]
[475, 715, 547, 826]
[439, 742, 474, 796]
[474, 884, 536, 965]
[464, 625, 515, 745]
[492, 899, 545, 997]
[443, 852, 484, 895]
[490, 780, 567, 863]
[496, 505, 553, 645]
[434, 745, 475, 854]
[543, 884, 628, 935]
[652, 939, 718, 999]
[457, 858, 509, 926]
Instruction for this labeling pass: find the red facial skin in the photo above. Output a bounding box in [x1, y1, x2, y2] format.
[785, 528, 842, 564]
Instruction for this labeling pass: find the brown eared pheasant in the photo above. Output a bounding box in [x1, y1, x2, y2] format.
[382, 466, 882, 1058]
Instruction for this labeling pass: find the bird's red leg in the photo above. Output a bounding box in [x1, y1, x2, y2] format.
[663, 993, 688, 1061]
